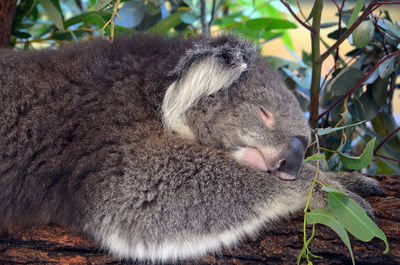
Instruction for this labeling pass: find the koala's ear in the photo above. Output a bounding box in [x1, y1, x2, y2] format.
[162, 36, 258, 138]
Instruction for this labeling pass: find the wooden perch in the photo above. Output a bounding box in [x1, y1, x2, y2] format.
[1, 175, 399, 264]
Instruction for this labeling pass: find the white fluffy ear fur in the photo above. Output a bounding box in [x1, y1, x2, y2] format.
[162, 57, 247, 138]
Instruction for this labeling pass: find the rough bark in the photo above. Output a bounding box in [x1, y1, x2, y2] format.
[0, 0, 17, 47]
[1, 175, 399, 265]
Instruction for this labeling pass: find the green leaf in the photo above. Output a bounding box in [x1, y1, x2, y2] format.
[12, 31, 32, 38]
[83, 13, 107, 27]
[305, 153, 326, 162]
[378, 56, 395, 78]
[348, 0, 364, 27]
[95, 0, 112, 11]
[39, 0, 64, 30]
[360, 89, 379, 121]
[64, 11, 111, 28]
[338, 137, 376, 170]
[317, 121, 366, 136]
[352, 20, 374, 48]
[307, 208, 355, 265]
[244, 18, 297, 31]
[265, 56, 301, 70]
[328, 67, 364, 96]
[327, 191, 389, 254]
[371, 77, 389, 107]
[147, 10, 185, 34]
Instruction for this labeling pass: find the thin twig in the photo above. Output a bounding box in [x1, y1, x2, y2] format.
[279, 0, 314, 33]
[318, 49, 400, 120]
[374, 153, 400, 163]
[296, 0, 308, 21]
[374, 127, 400, 154]
[334, 0, 345, 71]
[319, 0, 378, 63]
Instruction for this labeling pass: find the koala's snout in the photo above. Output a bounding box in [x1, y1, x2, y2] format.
[232, 137, 305, 180]
[274, 137, 305, 181]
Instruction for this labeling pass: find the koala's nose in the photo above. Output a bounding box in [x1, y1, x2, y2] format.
[274, 137, 305, 181]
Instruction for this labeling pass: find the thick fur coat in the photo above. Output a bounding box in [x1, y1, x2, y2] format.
[0, 34, 380, 261]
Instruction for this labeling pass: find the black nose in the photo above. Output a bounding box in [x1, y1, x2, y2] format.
[277, 137, 305, 180]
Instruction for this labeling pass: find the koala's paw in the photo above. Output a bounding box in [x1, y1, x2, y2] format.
[328, 172, 382, 197]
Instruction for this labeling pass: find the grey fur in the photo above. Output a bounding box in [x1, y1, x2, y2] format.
[0, 34, 380, 262]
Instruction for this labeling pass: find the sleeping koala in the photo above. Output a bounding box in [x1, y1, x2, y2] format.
[0, 34, 380, 262]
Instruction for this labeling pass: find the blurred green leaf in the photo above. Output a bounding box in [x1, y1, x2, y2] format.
[94, 0, 112, 11]
[328, 67, 363, 96]
[360, 89, 379, 121]
[371, 77, 389, 107]
[338, 137, 376, 170]
[348, 0, 364, 26]
[244, 18, 297, 30]
[39, 0, 64, 30]
[83, 13, 107, 27]
[352, 20, 374, 48]
[64, 11, 110, 27]
[378, 57, 395, 78]
[147, 10, 185, 34]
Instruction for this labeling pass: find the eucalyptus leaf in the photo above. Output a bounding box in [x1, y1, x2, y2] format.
[306, 208, 355, 265]
[362, 68, 379, 85]
[305, 153, 326, 162]
[338, 137, 376, 170]
[244, 18, 297, 31]
[378, 57, 395, 78]
[328, 67, 363, 96]
[348, 0, 364, 27]
[360, 89, 379, 121]
[352, 20, 374, 48]
[327, 191, 389, 254]
[39, 0, 64, 30]
[94, 0, 112, 11]
[147, 10, 185, 34]
[371, 77, 389, 107]
[317, 121, 366, 136]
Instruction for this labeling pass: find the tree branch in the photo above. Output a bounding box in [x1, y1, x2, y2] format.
[279, 0, 314, 33]
[308, 0, 323, 130]
[374, 127, 400, 154]
[319, 0, 378, 63]
[374, 153, 400, 163]
[0, 0, 18, 47]
[317, 50, 400, 120]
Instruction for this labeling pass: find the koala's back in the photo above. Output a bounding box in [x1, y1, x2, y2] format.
[0, 35, 192, 228]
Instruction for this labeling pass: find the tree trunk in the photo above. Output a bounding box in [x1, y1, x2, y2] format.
[1, 175, 399, 264]
[0, 0, 17, 47]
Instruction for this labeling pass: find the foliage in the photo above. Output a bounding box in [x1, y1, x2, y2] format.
[8, 0, 400, 264]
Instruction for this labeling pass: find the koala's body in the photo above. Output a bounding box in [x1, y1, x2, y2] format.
[0, 34, 380, 262]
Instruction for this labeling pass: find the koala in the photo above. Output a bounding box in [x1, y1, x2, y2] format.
[0, 34, 381, 262]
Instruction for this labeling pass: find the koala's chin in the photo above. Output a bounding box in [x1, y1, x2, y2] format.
[0, 34, 380, 262]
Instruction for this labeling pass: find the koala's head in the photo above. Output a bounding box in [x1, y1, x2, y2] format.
[162, 35, 311, 180]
